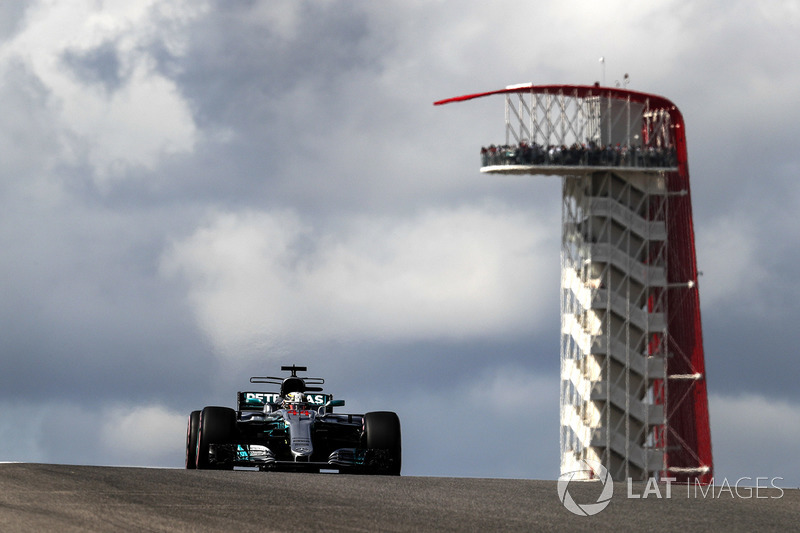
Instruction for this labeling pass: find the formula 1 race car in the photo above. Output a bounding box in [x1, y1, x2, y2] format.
[185, 365, 401, 475]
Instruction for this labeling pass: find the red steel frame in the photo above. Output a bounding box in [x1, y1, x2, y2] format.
[436, 84, 713, 483]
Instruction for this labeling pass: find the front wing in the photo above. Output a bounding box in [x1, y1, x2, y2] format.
[209, 444, 397, 474]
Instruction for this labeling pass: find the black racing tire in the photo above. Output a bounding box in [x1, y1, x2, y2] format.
[196, 406, 236, 470]
[364, 411, 402, 475]
[185, 410, 201, 469]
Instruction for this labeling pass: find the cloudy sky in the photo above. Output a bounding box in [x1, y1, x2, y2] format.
[1, 0, 799, 484]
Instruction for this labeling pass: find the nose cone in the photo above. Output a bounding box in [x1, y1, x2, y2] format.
[284, 409, 315, 460]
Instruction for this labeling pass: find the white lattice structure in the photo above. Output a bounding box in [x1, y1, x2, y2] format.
[559, 169, 669, 481]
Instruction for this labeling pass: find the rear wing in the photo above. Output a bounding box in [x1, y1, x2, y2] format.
[237, 391, 332, 411]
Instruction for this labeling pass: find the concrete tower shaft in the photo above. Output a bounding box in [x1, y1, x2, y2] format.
[435, 84, 712, 484]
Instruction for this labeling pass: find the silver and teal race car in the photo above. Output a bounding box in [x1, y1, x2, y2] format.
[185, 365, 401, 475]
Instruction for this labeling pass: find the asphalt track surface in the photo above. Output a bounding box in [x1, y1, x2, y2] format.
[0, 464, 796, 532]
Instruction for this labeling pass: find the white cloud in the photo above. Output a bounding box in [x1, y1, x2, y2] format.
[0, 0, 205, 182]
[358, 0, 689, 90]
[100, 405, 186, 466]
[0, 401, 185, 468]
[161, 205, 558, 358]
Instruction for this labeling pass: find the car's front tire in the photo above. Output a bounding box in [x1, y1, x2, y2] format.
[196, 406, 236, 470]
[364, 411, 402, 475]
[185, 410, 201, 469]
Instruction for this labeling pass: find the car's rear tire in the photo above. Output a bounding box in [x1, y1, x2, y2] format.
[185, 410, 200, 469]
[364, 411, 401, 475]
[196, 406, 236, 470]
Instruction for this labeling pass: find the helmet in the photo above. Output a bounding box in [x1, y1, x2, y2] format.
[284, 391, 306, 408]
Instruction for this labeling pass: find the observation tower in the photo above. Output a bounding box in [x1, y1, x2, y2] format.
[435, 84, 712, 483]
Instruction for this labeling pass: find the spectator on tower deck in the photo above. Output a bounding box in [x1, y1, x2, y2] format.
[480, 140, 679, 170]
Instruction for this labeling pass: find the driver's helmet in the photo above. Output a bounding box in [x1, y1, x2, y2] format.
[283, 391, 306, 408]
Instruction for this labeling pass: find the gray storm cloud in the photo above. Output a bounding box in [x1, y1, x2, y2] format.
[0, 0, 798, 483]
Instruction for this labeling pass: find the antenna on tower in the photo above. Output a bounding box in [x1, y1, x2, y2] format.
[599, 57, 605, 86]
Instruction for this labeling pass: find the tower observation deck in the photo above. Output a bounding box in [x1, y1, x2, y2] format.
[435, 84, 712, 483]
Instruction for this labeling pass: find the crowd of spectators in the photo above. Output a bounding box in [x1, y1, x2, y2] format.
[480, 141, 677, 169]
